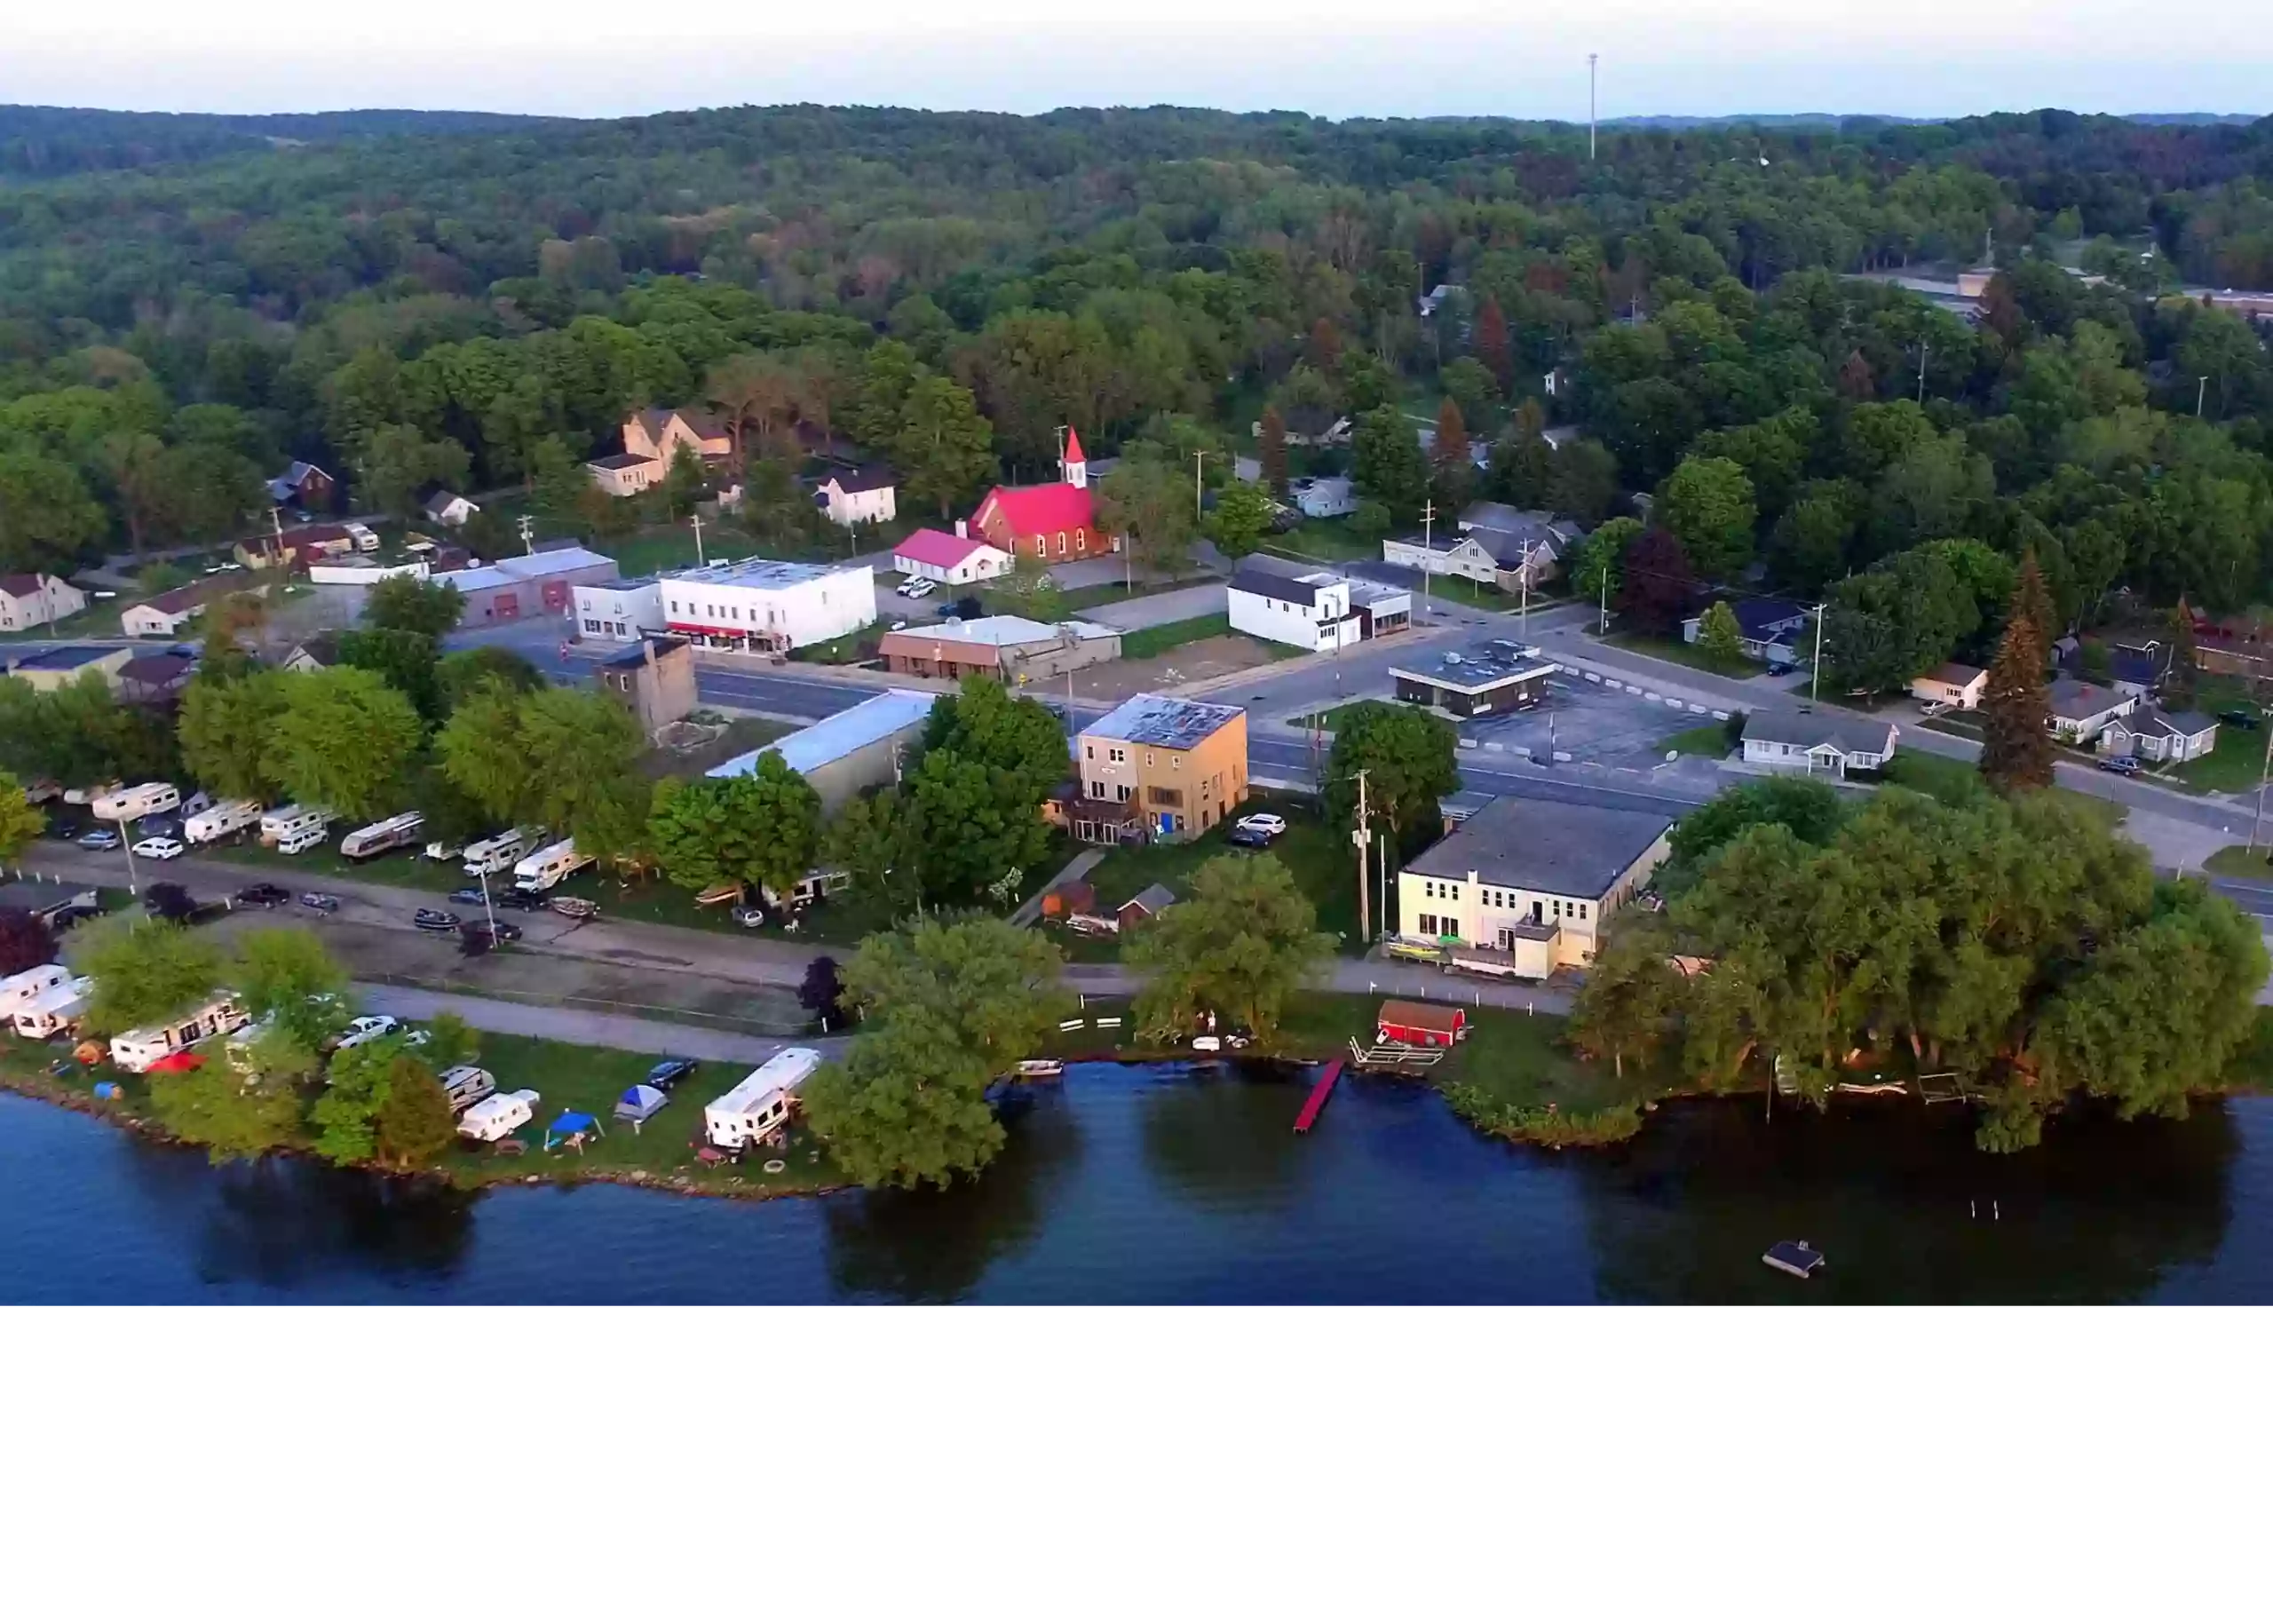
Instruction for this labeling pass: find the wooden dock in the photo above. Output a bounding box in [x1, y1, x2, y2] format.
[1294, 1059, 1344, 1134]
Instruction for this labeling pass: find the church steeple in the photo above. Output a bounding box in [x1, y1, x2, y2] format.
[1060, 426, 1088, 489]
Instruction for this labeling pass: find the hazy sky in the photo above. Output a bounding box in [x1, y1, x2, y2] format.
[7, 2, 2263, 121]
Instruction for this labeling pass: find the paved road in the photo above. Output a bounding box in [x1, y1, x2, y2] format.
[352, 985, 837, 1066]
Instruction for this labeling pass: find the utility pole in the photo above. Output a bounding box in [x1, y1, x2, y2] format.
[1598, 558, 1611, 635]
[1192, 449, 1208, 521]
[2198, 376, 2210, 418]
[1588, 53, 1598, 162]
[1810, 602, 1827, 703]
[1352, 769, 1372, 945]
[2252, 677, 2273, 852]
[518, 513, 535, 555]
[1518, 539, 1534, 637]
[1418, 500, 1436, 615]
[1915, 342, 1928, 406]
[690, 511, 706, 567]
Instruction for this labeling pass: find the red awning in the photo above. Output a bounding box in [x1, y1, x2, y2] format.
[145, 1050, 203, 1073]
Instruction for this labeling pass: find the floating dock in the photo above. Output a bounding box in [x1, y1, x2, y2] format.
[1294, 1059, 1344, 1134]
[1762, 1240, 1826, 1279]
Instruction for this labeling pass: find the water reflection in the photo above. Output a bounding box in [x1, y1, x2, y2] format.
[1138, 1060, 1313, 1214]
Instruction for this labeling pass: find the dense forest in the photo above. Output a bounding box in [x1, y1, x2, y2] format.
[4, 101, 2273, 645]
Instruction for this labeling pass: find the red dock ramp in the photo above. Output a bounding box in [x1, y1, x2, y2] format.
[1294, 1059, 1344, 1134]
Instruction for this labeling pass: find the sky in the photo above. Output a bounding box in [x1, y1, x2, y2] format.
[6, 1, 2265, 123]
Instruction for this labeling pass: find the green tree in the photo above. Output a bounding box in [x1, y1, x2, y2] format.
[75, 916, 225, 1035]
[435, 679, 534, 822]
[310, 1038, 400, 1165]
[148, 1066, 305, 1167]
[1350, 405, 1429, 523]
[0, 772, 46, 864]
[355, 424, 471, 518]
[178, 670, 289, 804]
[1257, 405, 1290, 497]
[894, 373, 995, 519]
[338, 627, 443, 722]
[827, 787, 927, 916]
[0, 450, 105, 574]
[232, 928, 349, 1049]
[1569, 516, 1641, 605]
[2164, 608, 2200, 711]
[1322, 701, 1460, 851]
[1126, 853, 1335, 1040]
[1696, 601, 1746, 666]
[1097, 457, 1199, 580]
[1661, 778, 1848, 894]
[374, 1055, 457, 1169]
[1659, 455, 1757, 580]
[364, 574, 466, 638]
[650, 756, 823, 900]
[263, 668, 424, 820]
[1979, 554, 2056, 795]
[512, 687, 646, 852]
[1207, 480, 1276, 557]
[1428, 396, 1475, 514]
[1568, 924, 1685, 1078]
[436, 647, 545, 711]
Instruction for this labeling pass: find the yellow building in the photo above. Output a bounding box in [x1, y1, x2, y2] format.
[1391, 799, 1672, 978]
[1065, 693, 1248, 844]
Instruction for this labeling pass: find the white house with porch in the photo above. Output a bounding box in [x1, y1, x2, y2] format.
[1740, 708, 1900, 778]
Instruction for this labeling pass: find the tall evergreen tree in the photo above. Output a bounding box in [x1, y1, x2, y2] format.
[2164, 606, 2200, 711]
[1979, 553, 2056, 795]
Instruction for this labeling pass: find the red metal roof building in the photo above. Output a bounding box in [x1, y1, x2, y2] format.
[969, 428, 1115, 564]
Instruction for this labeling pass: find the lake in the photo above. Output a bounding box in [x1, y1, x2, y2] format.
[4, 1062, 2270, 1303]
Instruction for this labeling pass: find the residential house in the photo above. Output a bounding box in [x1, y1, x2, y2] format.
[432, 546, 620, 626]
[416, 485, 479, 528]
[574, 579, 666, 644]
[707, 688, 935, 813]
[585, 407, 733, 495]
[116, 652, 196, 706]
[1390, 800, 1674, 978]
[1540, 425, 1580, 452]
[1382, 504, 1579, 590]
[586, 452, 665, 497]
[656, 558, 875, 653]
[1288, 475, 1358, 519]
[1681, 598, 1811, 664]
[596, 636, 698, 738]
[893, 527, 1014, 586]
[2098, 707, 2219, 764]
[1116, 883, 1177, 931]
[2045, 679, 2137, 748]
[1391, 638, 1555, 718]
[0, 574, 87, 632]
[2107, 646, 2168, 701]
[879, 615, 1121, 682]
[1740, 708, 1900, 778]
[4, 645, 132, 693]
[1417, 283, 1455, 318]
[281, 633, 341, 674]
[812, 464, 898, 527]
[265, 461, 335, 510]
[1912, 662, 1987, 710]
[122, 579, 247, 638]
[1063, 693, 1249, 844]
[1255, 407, 1351, 448]
[968, 430, 1113, 564]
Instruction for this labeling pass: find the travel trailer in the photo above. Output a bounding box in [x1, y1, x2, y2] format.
[109, 994, 251, 1073]
[91, 781, 181, 823]
[12, 976, 94, 1040]
[259, 804, 332, 845]
[461, 828, 537, 876]
[511, 839, 593, 893]
[438, 1065, 498, 1114]
[184, 799, 262, 844]
[340, 812, 425, 861]
[1, 963, 76, 1021]
[703, 1048, 820, 1150]
[458, 1089, 540, 1142]
[759, 867, 854, 910]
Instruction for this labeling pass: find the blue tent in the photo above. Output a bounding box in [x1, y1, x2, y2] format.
[544, 1110, 605, 1153]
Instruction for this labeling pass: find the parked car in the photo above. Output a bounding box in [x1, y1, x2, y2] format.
[447, 886, 490, 907]
[899, 575, 937, 598]
[1235, 812, 1288, 838]
[50, 820, 83, 841]
[461, 920, 522, 944]
[299, 891, 342, 913]
[413, 908, 462, 932]
[731, 904, 768, 929]
[131, 836, 186, 861]
[234, 883, 292, 909]
[1227, 826, 1274, 849]
[550, 896, 600, 922]
[645, 1057, 699, 1091]
[2219, 709, 2261, 730]
[332, 1015, 400, 1053]
[495, 887, 550, 911]
[2099, 756, 2142, 776]
[77, 828, 122, 851]
[49, 903, 107, 933]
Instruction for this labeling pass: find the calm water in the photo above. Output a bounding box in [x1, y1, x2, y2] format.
[4, 1063, 2270, 1303]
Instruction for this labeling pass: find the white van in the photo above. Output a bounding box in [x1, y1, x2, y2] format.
[91, 781, 181, 823]
[439, 1065, 497, 1114]
[185, 799, 263, 844]
[1, 963, 76, 1021]
[13, 976, 94, 1040]
[511, 838, 593, 893]
[340, 812, 424, 861]
[462, 828, 537, 876]
[458, 1088, 539, 1142]
[278, 828, 328, 857]
[110, 994, 251, 1073]
[260, 804, 332, 845]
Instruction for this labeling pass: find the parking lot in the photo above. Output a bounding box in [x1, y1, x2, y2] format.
[1460, 670, 1722, 767]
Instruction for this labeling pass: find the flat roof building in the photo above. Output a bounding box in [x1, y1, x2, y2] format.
[1067, 693, 1249, 844]
[1390, 638, 1556, 718]
[657, 558, 875, 654]
[709, 687, 937, 812]
[879, 615, 1121, 683]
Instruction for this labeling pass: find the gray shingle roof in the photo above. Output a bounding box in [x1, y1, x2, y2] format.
[1402, 800, 1673, 899]
[1741, 706, 1898, 757]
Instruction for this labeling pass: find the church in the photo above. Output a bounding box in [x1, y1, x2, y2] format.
[967, 429, 1116, 563]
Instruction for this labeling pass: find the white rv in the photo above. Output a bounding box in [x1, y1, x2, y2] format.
[458, 1089, 540, 1142]
[1, 963, 76, 1020]
[438, 1065, 497, 1114]
[13, 976, 94, 1040]
[761, 867, 853, 909]
[340, 812, 425, 861]
[703, 1048, 820, 1150]
[512, 838, 593, 893]
[260, 804, 332, 845]
[64, 781, 121, 807]
[462, 828, 537, 876]
[185, 799, 263, 844]
[91, 781, 181, 823]
[109, 994, 251, 1073]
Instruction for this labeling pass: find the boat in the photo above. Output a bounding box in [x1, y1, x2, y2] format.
[1762, 1240, 1826, 1279]
[1013, 1059, 1065, 1081]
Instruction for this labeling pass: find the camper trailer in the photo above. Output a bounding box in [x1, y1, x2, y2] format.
[184, 799, 263, 844]
[438, 1065, 498, 1114]
[109, 994, 251, 1073]
[458, 1088, 539, 1142]
[760, 868, 854, 910]
[2, 963, 76, 1021]
[461, 828, 537, 876]
[703, 1048, 820, 1150]
[259, 804, 332, 845]
[511, 839, 593, 893]
[91, 781, 181, 823]
[12, 976, 94, 1040]
[340, 812, 425, 861]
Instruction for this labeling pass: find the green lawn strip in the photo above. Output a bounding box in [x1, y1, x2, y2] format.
[192, 839, 464, 895]
[2204, 844, 2273, 880]
[1877, 752, 2124, 828]
[1118, 613, 1232, 660]
[1259, 523, 1374, 565]
[2169, 724, 2268, 793]
[1287, 702, 1371, 733]
[1655, 723, 1730, 757]
[1603, 630, 1760, 680]
[790, 627, 885, 665]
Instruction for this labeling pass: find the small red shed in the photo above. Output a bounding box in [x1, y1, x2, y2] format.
[1377, 1000, 1466, 1047]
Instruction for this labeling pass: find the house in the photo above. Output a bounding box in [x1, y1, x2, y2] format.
[586, 452, 665, 498]
[812, 463, 898, 527]
[1255, 407, 1351, 448]
[969, 430, 1113, 565]
[2045, 679, 2137, 747]
[1065, 693, 1249, 844]
[2108, 647, 2167, 701]
[5, 645, 132, 693]
[1376, 1001, 1466, 1047]
[1540, 425, 1580, 451]
[1682, 598, 1811, 664]
[1390, 638, 1556, 719]
[1382, 504, 1580, 590]
[596, 636, 697, 738]
[116, 651, 197, 705]
[879, 615, 1121, 683]
[416, 485, 479, 528]
[2099, 707, 2219, 764]
[1390, 800, 1674, 977]
[657, 558, 875, 653]
[0, 574, 87, 632]
[1912, 662, 1987, 710]
[1229, 555, 1362, 654]
[1117, 883, 1177, 931]
[433, 546, 620, 626]
[1417, 283, 1455, 318]
[122, 579, 242, 638]
[281, 633, 341, 674]
[265, 461, 335, 509]
[708, 688, 936, 813]
[586, 407, 734, 495]
[1288, 475, 1358, 519]
[893, 527, 1014, 586]
[1740, 708, 1900, 778]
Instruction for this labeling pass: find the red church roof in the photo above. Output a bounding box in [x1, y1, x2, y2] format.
[1063, 426, 1086, 464]
[976, 481, 1096, 537]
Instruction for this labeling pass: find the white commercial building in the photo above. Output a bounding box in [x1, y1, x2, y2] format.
[574, 578, 667, 643]
[657, 558, 875, 653]
[1227, 554, 1408, 653]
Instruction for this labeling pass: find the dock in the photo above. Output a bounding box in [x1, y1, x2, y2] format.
[1294, 1059, 1343, 1134]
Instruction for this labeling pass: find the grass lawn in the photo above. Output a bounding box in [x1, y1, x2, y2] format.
[1878, 751, 2125, 828]
[2204, 844, 2273, 880]
[196, 838, 464, 895]
[1288, 702, 1373, 733]
[1118, 614, 1232, 660]
[2171, 714, 2269, 794]
[1656, 723, 1731, 757]
[1261, 523, 1374, 565]
[1603, 630, 1759, 681]
[790, 627, 885, 666]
